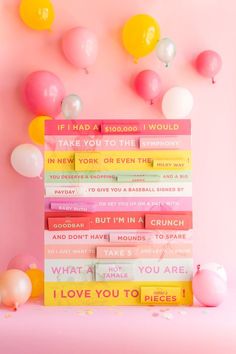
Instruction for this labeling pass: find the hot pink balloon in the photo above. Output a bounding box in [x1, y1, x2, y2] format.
[7, 254, 39, 272]
[196, 50, 222, 84]
[23, 71, 65, 116]
[134, 70, 161, 104]
[0, 270, 32, 310]
[62, 27, 98, 71]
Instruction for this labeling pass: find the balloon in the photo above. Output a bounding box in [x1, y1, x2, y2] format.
[122, 14, 161, 62]
[196, 50, 222, 84]
[23, 71, 65, 117]
[61, 94, 82, 119]
[156, 38, 176, 67]
[28, 115, 53, 145]
[7, 254, 39, 272]
[19, 0, 55, 31]
[162, 86, 194, 119]
[200, 263, 227, 283]
[134, 70, 161, 104]
[11, 144, 43, 178]
[192, 266, 227, 307]
[62, 27, 98, 70]
[26, 269, 44, 298]
[0, 270, 32, 310]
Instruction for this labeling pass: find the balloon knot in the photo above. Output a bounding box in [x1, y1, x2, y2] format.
[133, 58, 138, 64]
[197, 264, 201, 271]
[150, 99, 154, 105]
[29, 263, 37, 269]
[13, 304, 18, 311]
[212, 77, 216, 84]
[84, 68, 89, 74]
[165, 63, 169, 68]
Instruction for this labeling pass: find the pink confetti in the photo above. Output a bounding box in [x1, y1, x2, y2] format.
[152, 312, 159, 317]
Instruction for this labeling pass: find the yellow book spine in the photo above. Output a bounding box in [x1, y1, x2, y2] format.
[45, 150, 191, 172]
[44, 281, 193, 306]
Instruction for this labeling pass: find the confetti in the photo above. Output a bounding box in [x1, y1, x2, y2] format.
[160, 308, 169, 312]
[4, 313, 12, 319]
[152, 312, 159, 317]
[202, 310, 208, 315]
[77, 311, 84, 316]
[86, 310, 94, 315]
[161, 312, 174, 320]
[178, 310, 187, 316]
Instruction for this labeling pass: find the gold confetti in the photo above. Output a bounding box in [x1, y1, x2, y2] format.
[160, 308, 169, 312]
[4, 313, 12, 319]
[86, 310, 94, 315]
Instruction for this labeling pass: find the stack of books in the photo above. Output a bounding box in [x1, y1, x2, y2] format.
[44, 119, 193, 306]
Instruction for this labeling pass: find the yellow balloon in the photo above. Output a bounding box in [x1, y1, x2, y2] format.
[19, 0, 55, 31]
[122, 14, 161, 61]
[28, 115, 53, 145]
[26, 269, 44, 298]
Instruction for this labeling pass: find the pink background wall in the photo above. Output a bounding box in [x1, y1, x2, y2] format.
[1, 0, 235, 287]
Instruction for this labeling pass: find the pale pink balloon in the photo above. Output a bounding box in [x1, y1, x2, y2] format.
[23, 71, 65, 117]
[7, 254, 39, 272]
[62, 27, 98, 70]
[0, 270, 32, 310]
[196, 50, 222, 84]
[192, 267, 227, 307]
[134, 70, 161, 104]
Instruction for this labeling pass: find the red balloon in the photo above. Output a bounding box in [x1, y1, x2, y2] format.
[196, 50, 222, 84]
[134, 70, 161, 104]
[23, 71, 65, 117]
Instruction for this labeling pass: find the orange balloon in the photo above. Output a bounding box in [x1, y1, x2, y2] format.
[26, 269, 44, 298]
[0, 270, 32, 310]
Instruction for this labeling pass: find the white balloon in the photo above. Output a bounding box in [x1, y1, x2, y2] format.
[11, 144, 43, 178]
[62, 94, 82, 119]
[156, 38, 176, 67]
[200, 263, 227, 283]
[162, 86, 193, 119]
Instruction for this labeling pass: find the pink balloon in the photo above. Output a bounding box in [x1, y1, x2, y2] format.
[134, 70, 161, 104]
[192, 267, 227, 307]
[7, 254, 39, 272]
[196, 50, 222, 84]
[0, 270, 32, 310]
[62, 27, 98, 70]
[23, 71, 65, 116]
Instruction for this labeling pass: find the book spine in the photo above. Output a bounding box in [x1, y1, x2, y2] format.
[44, 150, 191, 172]
[45, 244, 192, 259]
[45, 119, 191, 136]
[44, 258, 193, 282]
[45, 196, 192, 212]
[44, 281, 193, 306]
[45, 134, 191, 151]
[45, 182, 192, 198]
[44, 170, 192, 184]
[44, 229, 193, 245]
[45, 212, 192, 231]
